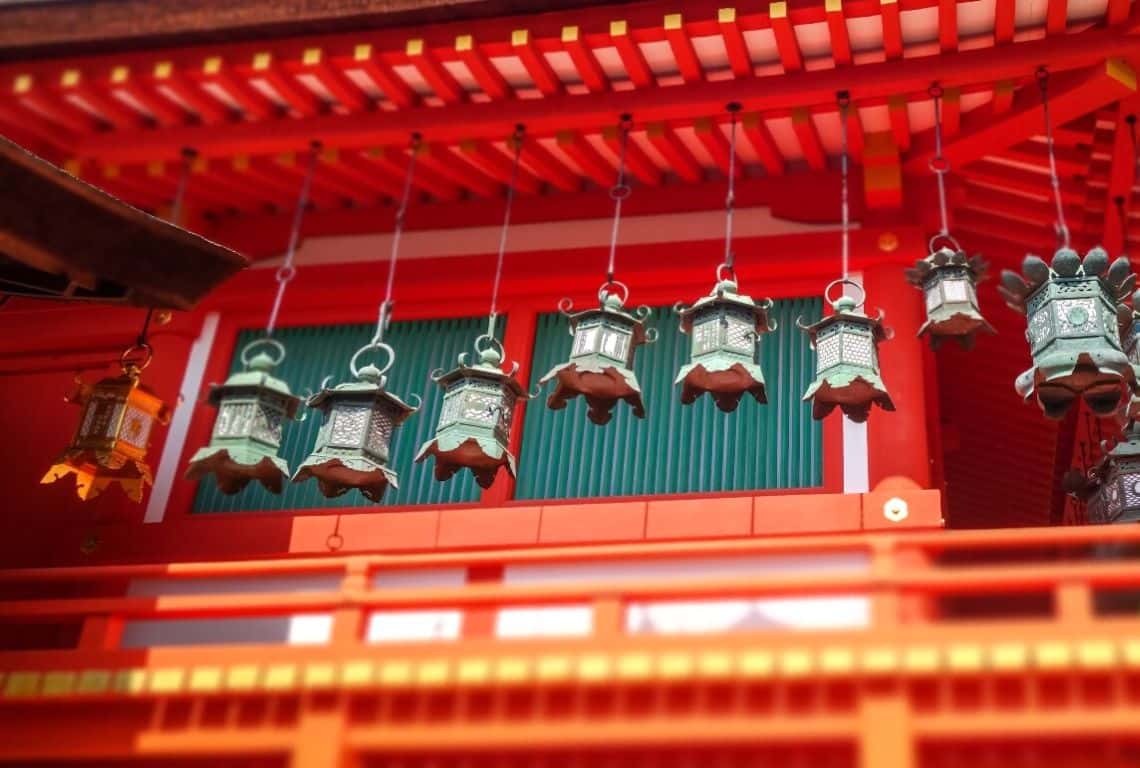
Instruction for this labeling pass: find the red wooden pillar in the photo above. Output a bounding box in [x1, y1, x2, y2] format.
[863, 260, 932, 489]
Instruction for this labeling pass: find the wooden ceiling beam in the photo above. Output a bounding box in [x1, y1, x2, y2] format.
[646, 122, 702, 183]
[663, 13, 704, 84]
[557, 131, 613, 187]
[717, 8, 752, 79]
[741, 112, 784, 176]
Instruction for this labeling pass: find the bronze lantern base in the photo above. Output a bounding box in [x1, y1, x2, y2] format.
[919, 313, 996, 350]
[41, 451, 154, 502]
[293, 458, 398, 503]
[185, 450, 291, 495]
[1015, 352, 1136, 419]
[544, 363, 645, 425]
[416, 436, 517, 489]
[677, 362, 767, 413]
[803, 377, 895, 423]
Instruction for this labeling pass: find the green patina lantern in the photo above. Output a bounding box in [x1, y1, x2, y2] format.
[186, 339, 302, 494]
[540, 282, 656, 425]
[999, 246, 1137, 419]
[416, 325, 530, 488]
[293, 342, 419, 503]
[798, 279, 894, 423]
[1065, 421, 1140, 524]
[905, 243, 995, 349]
[673, 268, 775, 412]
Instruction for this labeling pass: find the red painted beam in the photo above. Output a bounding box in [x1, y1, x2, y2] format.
[845, 105, 865, 162]
[153, 60, 231, 124]
[360, 146, 462, 202]
[406, 38, 465, 104]
[942, 86, 961, 138]
[195, 56, 274, 121]
[246, 52, 323, 118]
[519, 140, 580, 192]
[826, 0, 853, 66]
[0, 99, 72, 150]
[961, 159, 1082, 200]
[318, 147, 400, 200]
[57, 68, 144, 130]
[266, 153, 345, 209]
[769, 2, 803, 72]
[418, 142, 500, 198]
[991, 80, 1015, 115]
[73, 27, 1140, 163]
[664, 13, 704, 83]
[107, 65, 185, 126]
[297, 48, 371, 113]
[742, 112, 784, 176]
[345, 44, 417, 109]
[1105, 97, 1140, 254]
[557, 131, 614, 187]
[455, 35, 513, 101]
[1108, 0, 1130, 25]
[458, 140, 542, 194]
[1000, 140, 1092, 177]
[646, 121, 703, 182]
[792, 108, 827, 171]
[880, 0, 903, 59]
[995, 0, 1016, 42]
[717, 8, 752, 78]
[11, 74, 95, 135]
[939, 0, 958, 52]
[561, 25, 609, 93]
[1047, 0, 1069, 36]
[230, 154, 311, 207]
[693, 117, 740, 178]
[511, 29, 563, 96]
[609, 20, 653, 88]
[888, 95, 910, 152]
[905, 60, 1137, 174]
[603, 124, 661, 185]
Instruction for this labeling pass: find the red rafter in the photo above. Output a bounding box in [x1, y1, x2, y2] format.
[58, 69, 143, 130]
[419, 143, 499, 198]
[992, 80, 1015, 115]
[717, 8, 752, 78]
[995, 0, 1016, 43]
[742, 112, 784, 176]
[346, 44, 417, 109]
[792, 108, 826, 171]
[609, 20, 653, 88]
[1105, 98, 1140, 254]
[519, 140, 580, 192]
[246, 52, 322, 117]
[511, 30, 563, 96]
[319, 148, 400, 200]
[557, 131, 614, 187]
[406, 39, 465, 104]
[770, 2, 803, 72]
[826, 0, 853, 66]
[296, 48, 371, 113]
[888, 95, 910, 152]
[361, 146, 461, 202]
[0, 99, 71, 148]
[12, 74, 94, 134]
[232, 154, 311, 204]
[1108, 0, 1130, 24]
[107, 66, 185, 126]
[603, 125, 661, 185]
[664, 14, 704, 83]
[646, 122, 702, 182]
[939, 0, 958, 52]
[881, 0, 903, 58]
[196, 57, 274, 121]
[153, 60, 230, 124]
[455, 35, 512, 101]
[942, 87, 961, 137]
[458, 140, 541, 194]
[562, 25, 609, 93]
[269, 153, 348, 208]
[693, 117, 739, 178]
[1047, 0, 1069, 35]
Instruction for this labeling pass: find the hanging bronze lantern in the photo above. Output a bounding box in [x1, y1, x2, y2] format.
[674, 268, 775, 412]
[294, 343, 419, 503]
[42, 345, 172, 502]
[1064, 421, 1140, 524]
[798, 279, 894, 423]
[540, 282, 656, 425]
[906, 243, 995, 349]
[416, 328, 530, 488]
[999, 246, 1136, 419]
[185, 339, 302, 494]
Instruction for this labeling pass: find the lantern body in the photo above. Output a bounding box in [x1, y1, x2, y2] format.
[41, 368, 172, 502]
[294, 365, 418, 503]
[540, 289, 653, 425]
[1067, 424, 1140, 525]
[1000, 247, 1136, 419]
[186, 351, 301, 495]
[906, 248, 995, 349]
[416, 348, 529, 488]
[674, 278, 774, 412]
[799, 295, 894, 423]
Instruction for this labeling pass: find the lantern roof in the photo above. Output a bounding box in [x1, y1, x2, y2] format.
[798, 301, 891, 344]
[0, 137, 247, 308]
[305, 365, 420, 420]
[207, 352, 302, 417]
[431, 357, 530, 399]
[676, 278, 773, 335]
[905, 247, 989, 288]
[998, 246, 1136, 315]
[564, 292, 652, 348]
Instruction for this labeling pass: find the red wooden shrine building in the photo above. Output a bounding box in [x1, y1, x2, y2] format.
[2, 0, 1140, 765]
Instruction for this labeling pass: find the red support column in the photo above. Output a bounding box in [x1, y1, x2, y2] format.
[482, 305, 539, 505]
[863, 259, 932, 489]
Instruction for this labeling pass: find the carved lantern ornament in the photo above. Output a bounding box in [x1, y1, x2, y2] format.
[905, 242, 995, 349]
[1064, 420, 1140, 525]
[999, 246, 1137, 419]
[416, 327, 531, 488]
[42, 344, 172, 502]
[294, 342, 419, 503]
[798, 279, 895, 423]
[674, 266, 775, 412]
[185, 339, 302, 494]
[540, 281, 656, 425]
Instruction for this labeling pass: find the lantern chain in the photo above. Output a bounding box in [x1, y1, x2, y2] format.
[607, 114, 633, 285]
[838, 91, 851, 280]
[724, 102, 741, 276]
[488, 124, 525, 336]
[374, 133, 422, 345]
[928, 84, 954, 247]
[1037, 67, 1071, 249]
[266, 140, 320, 337]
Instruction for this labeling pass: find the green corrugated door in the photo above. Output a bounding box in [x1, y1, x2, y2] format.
[515, 298, 823, 499]
[192, 316, 498, 513]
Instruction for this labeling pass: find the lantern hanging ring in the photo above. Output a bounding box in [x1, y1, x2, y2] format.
[609, 182, 632, 201]
[928, 232, 962, 254]
[598, 279, 630, 305]
[120, 342, 154, 372]
[473, 331, 506, 363]
[716, 262, 736, 282]
[349, 340, 395, 379]
[824, 277, 866, 310]
[239, 337, 287, 368]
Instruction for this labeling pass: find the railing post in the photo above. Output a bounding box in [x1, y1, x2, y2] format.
[858, 685, 914, 768]
[868, 540, 900, 628]
[593, 596, 623, 637]
[330, 559, 368, 648]
[291, 701, 349, 768]
[77, 615, 123, 650]
[1055, 580, 1093, 624]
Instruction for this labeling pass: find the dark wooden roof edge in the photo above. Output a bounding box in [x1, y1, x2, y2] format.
[1, 136, 248, 309]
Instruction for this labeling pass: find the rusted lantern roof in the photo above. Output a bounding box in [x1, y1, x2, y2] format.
[0, 136, 246, 309]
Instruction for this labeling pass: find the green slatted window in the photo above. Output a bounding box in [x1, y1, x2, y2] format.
[516, 298, 823, 499]
[192, 316, 500, 513]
